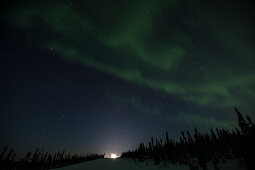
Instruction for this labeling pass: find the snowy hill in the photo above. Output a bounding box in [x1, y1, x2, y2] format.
[51, 158, 245, 170]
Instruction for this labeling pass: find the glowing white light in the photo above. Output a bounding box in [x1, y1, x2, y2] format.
[110, 153, 118, 159]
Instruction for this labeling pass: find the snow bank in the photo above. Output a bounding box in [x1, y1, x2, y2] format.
[51, 158, 188, 170]
[51, 158, 245, 170]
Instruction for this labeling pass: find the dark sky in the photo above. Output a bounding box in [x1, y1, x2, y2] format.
[1, 0, 255, 157]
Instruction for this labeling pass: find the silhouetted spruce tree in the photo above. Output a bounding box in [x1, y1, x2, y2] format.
[235, 107, 249, 134]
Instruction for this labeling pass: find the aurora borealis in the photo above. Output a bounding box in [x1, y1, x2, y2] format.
[1, 0, 255, 157]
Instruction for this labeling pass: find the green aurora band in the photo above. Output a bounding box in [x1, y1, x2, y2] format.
[4, 0, 255, 128]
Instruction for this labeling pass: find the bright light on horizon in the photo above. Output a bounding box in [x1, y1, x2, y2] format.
[110, 153, 118, 159]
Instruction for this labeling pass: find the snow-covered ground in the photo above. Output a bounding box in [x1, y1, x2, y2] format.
[51, 158, 245, 170]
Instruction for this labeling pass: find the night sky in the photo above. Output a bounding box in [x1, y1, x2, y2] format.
[1, 0, 255, 158]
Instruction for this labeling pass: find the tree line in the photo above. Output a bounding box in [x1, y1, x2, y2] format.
[121, 108, 255, 170]
[0, 147, 104, 170]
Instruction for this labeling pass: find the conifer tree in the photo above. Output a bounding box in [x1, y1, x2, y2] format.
[235, 107, 249, 134]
